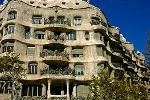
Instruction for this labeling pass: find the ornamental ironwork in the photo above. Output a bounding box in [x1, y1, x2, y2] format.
[40, 50, 69, 60]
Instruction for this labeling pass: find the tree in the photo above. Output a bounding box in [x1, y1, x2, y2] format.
[0, 53, 25, 100]
[88, 69, 148, 100]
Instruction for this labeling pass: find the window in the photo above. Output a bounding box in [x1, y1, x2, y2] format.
[95, 32, 103, 41]
[2, 42, 14, 53]
[85, 31, 89, 40]
[91, 17, 100, 25]
[28, 63, 37, 74]
[22, 85, 42, 96]
[66, 31, 76, 40]
[57, 16, 65, 24]
[27, 46, 35, 56]
[74, 16, 82, 26]
[72, 47, 83, 57]
[35, 31, 45, 39]
[25, 27, 30, 39]
[5, 24, 15, 35]
[7, 10, 17, 20]
[32, 15, 42, 24]
[75, 64, 84, 75]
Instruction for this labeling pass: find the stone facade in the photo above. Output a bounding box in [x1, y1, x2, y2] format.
[0, 0, 149, 100]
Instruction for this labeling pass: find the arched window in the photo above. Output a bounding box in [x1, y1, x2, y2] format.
[7, 10, 17, 20]
[66, 31, 76, 40]
[2, 41, 14, 53]
[28, 63, 37, 74]
[35, 31, 45, 39]
[75, 64, 84, 75]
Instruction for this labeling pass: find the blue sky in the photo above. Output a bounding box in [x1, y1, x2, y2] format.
[91, 0, 150, 54]
[0, 0, 149, 54]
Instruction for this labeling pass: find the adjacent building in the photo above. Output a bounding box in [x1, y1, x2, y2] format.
[0, 0, 149, 99]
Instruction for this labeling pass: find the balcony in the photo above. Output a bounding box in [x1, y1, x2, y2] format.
[22, 96, 46, 100]
[40, 50, 69, 61]
[109, 34, 120, 42]
[47, 34, 66, 41]
[111, 48, 123, 57]
[40, 67, 74, 76]
[44, 18, 71, 26]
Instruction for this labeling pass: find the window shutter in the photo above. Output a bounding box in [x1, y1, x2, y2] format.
[72, 48, 83, 55]
[96, 46, 102, 56]
[27, 47, 35, 55]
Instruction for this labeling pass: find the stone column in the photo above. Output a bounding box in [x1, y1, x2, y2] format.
[61, 85, 64, 95]
[47, 79, 51, 99]
[30, 27, 34, 39]
[66, 80, 70, 100]
[42, 84, 46, 96]
[72, 83, 77, 97]
[19, 83, 23, 97]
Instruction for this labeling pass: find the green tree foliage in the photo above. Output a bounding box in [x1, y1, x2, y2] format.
[0, 53, 24, 80]
[88, 70, 148, 100]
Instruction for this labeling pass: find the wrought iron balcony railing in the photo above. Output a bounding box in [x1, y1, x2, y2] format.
[44, 18, 71, 26]
[40, 50, 69, 60]
[40, 67, 74, 75]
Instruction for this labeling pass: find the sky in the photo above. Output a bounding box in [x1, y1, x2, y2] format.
[0, 0, 149, 54]
[91, 0, 150, 54]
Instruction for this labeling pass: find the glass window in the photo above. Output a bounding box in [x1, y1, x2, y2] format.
[2, 42, 14, 53]
[28, 63, 37, 74]
[75, 64, 84, 75]
[22, 85, 42, 96]
[32, 15, 42, 24]
[27, 46, 35, 56]
[5, 25, 15, 35]
[74, 16, 82, 26]
[66, 31, 76, 40]
[35, 31, 45, 39]
[72, 47, 83, 57]
[25, 28, 30, 39]
[7, 10, 17, 20]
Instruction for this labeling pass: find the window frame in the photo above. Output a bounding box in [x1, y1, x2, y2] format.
[5, 24, 15, 35]
[66, 31, 76, 40]
[32, 15, 43, 24]
[74, 16, 82, 26]
[35, 31, 45, 39]
[28, 63, 37, 74]
[75, 64, 84, 75]
[7, 10, 17, 21]
[72, 47, 84, 57]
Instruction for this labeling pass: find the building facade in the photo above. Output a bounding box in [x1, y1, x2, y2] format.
[0, 0, 149, 99]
